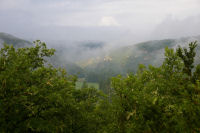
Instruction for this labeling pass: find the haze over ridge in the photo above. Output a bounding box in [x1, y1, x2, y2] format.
[0, 0, 200, 44]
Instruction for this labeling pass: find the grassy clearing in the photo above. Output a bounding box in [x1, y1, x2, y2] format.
[76, 81, 99, 90]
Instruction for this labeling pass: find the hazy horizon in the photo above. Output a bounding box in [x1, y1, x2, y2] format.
[0, 0, 200, 44]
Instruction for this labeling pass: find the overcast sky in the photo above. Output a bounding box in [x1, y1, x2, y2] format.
[0, 0, 200, 43]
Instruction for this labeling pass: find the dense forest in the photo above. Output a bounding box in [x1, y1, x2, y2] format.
[1, 39, 200, 132]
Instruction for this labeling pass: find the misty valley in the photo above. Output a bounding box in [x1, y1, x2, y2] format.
[1, 32, 200, 132]
[1, 0, 200, 132]
[2, 32, 200, 92]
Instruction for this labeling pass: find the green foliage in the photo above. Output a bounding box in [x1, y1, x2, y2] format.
[0, 41, 107, 132]
[1, 40, 200, 132]
[0, 41, 75, 132]
[177, 41, 198, 76]
[110, 41, 200, 132]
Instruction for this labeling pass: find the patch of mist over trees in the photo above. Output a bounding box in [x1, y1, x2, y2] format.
[82, 37, 200, 92]
[41, 36, 200, 93]
[1, 32, 200, 92]
[1, 40, 200, 132]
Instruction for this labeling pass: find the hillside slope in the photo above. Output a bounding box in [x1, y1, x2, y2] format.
[83, 36, 200, 91]
[1, 32, 200, 91]
[0, 32, 32, 47]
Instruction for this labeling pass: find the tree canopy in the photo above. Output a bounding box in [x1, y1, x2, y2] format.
[0, 41, 200, 132]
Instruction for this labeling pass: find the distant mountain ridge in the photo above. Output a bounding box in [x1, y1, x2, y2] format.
[82, 36, 200, 89]
[83, 36, 200, 68]
[0, 32, 32, 48]
[1, 32, 200, 90]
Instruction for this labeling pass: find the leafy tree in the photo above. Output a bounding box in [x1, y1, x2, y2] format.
[0, 41, 78, 132]
[110, 41, 200, 132]
[0, 41, 111, 133]
[177, 41, 197, 77]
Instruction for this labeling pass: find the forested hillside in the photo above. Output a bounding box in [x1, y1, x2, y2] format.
[1, 0, 200, 132]
[1, 40, 200, 132]
[1, 32, 200, 92]
[83, 37, 200, 92]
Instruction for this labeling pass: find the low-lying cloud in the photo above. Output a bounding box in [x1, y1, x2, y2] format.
[0, 0, 200, 43]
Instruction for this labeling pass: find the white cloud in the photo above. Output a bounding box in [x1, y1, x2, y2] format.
[99, 16, 120, 26]
[0, 0, 200, 41]
[152, 15, 200, 39]
[0, 0, 30, 10]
